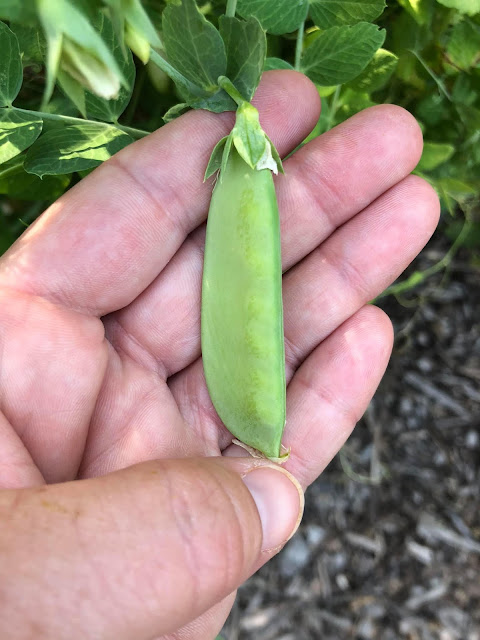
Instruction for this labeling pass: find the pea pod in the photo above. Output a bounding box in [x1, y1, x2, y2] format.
[201, 106, 286, 459]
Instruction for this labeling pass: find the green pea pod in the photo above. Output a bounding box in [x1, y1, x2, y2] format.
[201, 147, 286, 459]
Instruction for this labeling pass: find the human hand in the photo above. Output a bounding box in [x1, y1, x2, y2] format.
[0, 71, 439, 640]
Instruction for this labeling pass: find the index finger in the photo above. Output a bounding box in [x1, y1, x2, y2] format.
[0, 72, 320, 316]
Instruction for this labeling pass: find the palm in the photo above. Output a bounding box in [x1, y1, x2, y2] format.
[0, 73, 438, 494]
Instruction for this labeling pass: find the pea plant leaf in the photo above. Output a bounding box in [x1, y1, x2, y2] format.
[236, 0, 309, 35]
[162, 0, 226, 92]
[264, 57, 295, 71]
[24, 123, 133, 177]
[0, 21, 23, 107]
[0, 156, 71, 201]
[0, 0, 37, 22]
[309, 0, 386, 29]
[417, 141, 455, 171]
[84, 14, 136, 122]
[301, 22, 386, 85]
[347, 48, 398, 92]
[0, 110, 43, 165]
[9, 23, 47, 65]
[446, 20, 480, 70]
[436, 0, 480, 15]
[219, 16, 266, 102]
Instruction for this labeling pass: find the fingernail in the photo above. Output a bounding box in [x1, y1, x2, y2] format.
[242, 466, 304, 552]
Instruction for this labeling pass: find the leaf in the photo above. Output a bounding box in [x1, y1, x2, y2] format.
[9, 23, 47, 65]
[0, 21, 23, 107]
[0, 156, 70, 200]
[236, 0, 309, 35]
[436, 0, 480, 15]
[219, 16, 266, 102]
[162, 0, 226, 91]
[417, 142, 455, 171]
[446, 20, 480, 70]
[264, 57, 295, 71]
[347, 48, 398, 92]
[301, 22, 386, 85]
[84, 14, 136, 122]
[0, 0, 37, 22]
[163, 102, 190, 122]
[309, 0, 386, 29]
[0, 110, 43, 164]
[204, 135, 228, 180]
[24, 123, 133, 177]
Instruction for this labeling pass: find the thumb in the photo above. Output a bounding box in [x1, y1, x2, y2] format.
[0, 457, 303, 640]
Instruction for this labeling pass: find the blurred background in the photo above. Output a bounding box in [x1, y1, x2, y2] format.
[1, 1, 479, 638]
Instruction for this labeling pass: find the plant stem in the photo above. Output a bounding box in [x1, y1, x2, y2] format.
[225, 0, 237, 17]
[294, 20, 305, 71]
[408, 49, 452, 101]
[9, 106, 149, 139]
[325, 85, 341, 131]
[377, 212, 473, 300]
[217, 76, 245, 107]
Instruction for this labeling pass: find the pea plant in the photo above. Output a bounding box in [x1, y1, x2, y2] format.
[1, 0, 478, 218]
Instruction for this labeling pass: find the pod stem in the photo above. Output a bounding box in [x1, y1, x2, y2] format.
[218, 75, 245, 108]
[225, 0, 237, 17]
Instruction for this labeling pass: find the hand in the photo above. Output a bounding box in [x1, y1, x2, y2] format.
[0, 71, 439, 640]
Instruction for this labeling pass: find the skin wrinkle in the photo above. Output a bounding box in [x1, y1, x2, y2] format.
[109, 154, 191, 240]
[105, 315, 167, 380]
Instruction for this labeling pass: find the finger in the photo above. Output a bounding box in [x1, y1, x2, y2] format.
[0, 71, 320, 317]
[283, 305, 394, 488]
[282, 174, 440, 375]
[108, 105, 424, 379]
[0, 411, 44, 489]
[160, 593, 236, 640]
[0, 288, 108, 482]
[0, 457, 303, 640]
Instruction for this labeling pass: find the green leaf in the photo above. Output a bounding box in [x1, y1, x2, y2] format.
[446, 20, 480, 70]
[309, 0, 386, 29]
[162, 0, 226, 91]
[264, 57, 295, 71]
[219, 16, 266, 102]
[237, 0, 308, 35]
[24, 123, 133, 177]
[204, 135, 228, 180]
[417, 141, 455, 171]
[436, 0, 480, 15]
[84, 15, 136, 122]
[0, 156, 71, 200]
[0, 110, 43, 164]
[0, 0, 37, 22]
[301, 22, 386, 85]
[0, 21, 23, 107]
[9, 23, 47, 65]
[335, 88, 376, 124]
[163, 102, 190, 122]
[347, 48, 398, 92]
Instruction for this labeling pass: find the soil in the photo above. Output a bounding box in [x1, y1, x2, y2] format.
[222, 228, 480, 639]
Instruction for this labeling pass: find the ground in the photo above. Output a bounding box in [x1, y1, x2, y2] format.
[222, 225, 480, 640]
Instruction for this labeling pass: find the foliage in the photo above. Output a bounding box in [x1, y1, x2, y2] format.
[0, 0, 479, 266]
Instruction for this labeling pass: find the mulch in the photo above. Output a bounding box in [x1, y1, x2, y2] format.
[222, 225, 480, 640]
